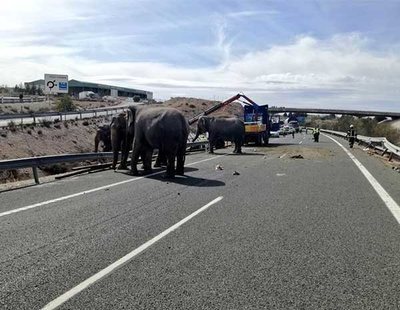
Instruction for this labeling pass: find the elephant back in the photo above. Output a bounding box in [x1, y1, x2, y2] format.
[135, 107, 188, 148]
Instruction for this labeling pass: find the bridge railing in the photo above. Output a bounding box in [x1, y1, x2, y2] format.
[321, 129, 400, 161]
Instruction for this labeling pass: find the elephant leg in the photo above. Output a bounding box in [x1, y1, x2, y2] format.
[165, 152, 176, 178]
[119, 133, 131, 170]
[176, 146, 186, 176]
[142, 148, 153, 174]
[237, 141, 243, 154]
[112, 144, 121, 170]
[208, 140, 214, 154]
[130, 144, 141, 176]
[154, 150, 166, 168]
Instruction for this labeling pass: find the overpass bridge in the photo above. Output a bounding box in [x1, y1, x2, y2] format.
[269, 107, 400, 118]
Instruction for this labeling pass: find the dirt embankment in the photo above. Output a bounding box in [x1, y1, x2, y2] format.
[0, 97, 243, 183]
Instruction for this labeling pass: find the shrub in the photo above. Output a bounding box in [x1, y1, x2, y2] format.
[0, 132, 7, 138]
[11, 108, 18, 113]
[38, 130, 43, 135]
[189, 104, 196, 108]
[63, 121, 69, 128]
[27, 130, 32, 135]
[54, 124, 61, 129]
[82, 120, 89, 126]
[56, 95, 76, 112]
[40, 119, 52, 128]
[8, 121, 17, 132]
[54, 118, 61, 124]
[24, 106, 30, 110]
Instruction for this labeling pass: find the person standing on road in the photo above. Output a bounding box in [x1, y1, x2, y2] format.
[347, 124, 357, 147]
[313, 126, 320, 142]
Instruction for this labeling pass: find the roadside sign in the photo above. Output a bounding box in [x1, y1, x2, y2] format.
[44, 74, 69, 94]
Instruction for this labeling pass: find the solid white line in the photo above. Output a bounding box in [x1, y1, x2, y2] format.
[323, 134, 400, 224]
[0, 155, 225, 218]
[41, 196, 223, 310]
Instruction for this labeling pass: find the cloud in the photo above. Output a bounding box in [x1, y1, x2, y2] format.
[226, 10, 278, 18]
[1, 5, 399, 113]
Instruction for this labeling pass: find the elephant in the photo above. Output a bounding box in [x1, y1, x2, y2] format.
[111, 112, 167, 170]
[111, 113, 130, 170]
[193, 116, 244, 154]
[94, 125, 111, 152]
[127, 106, 189, 178]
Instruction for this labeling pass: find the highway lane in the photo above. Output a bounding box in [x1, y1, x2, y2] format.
[1, 132, 400, 309]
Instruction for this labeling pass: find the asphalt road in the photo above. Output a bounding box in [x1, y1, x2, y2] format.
[1, 132, 400, 309]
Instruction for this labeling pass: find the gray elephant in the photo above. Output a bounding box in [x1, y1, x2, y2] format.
[193, 116, 244, 154]
[127, 106, 189, 178]
[111, 113, 130, 170]
[94, 125, 111, 152]
[111, 112, 167, 170]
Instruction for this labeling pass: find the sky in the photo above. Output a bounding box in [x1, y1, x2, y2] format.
[1, 0, 400, 111]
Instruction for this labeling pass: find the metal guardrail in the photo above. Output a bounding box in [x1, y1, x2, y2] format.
[0, 97, 46, 104]
[321, 129, 400, 161]
[0, 106, 127, 121]
[0, 141, 209, 184]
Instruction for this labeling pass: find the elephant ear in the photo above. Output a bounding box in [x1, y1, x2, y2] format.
[199, 117, 207, 130]
[127, 107, 137, 135]
[127, 107, 136, 126]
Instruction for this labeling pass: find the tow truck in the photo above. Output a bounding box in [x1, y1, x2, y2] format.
[189, 93, 270, 146]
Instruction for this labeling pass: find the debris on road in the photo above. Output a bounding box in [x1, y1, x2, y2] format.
[291, 154, 304, 159]
[215, 164, 224, 170]
[232, 171, 240, 175]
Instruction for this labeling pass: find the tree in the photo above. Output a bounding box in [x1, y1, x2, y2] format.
[56, 95, 76, 112]
[30, 85, 37, 95]
[37, 87, 44, 96]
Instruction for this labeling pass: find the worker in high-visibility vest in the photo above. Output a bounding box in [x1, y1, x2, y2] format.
[313, 126, 320, 142]
[347, 124, 357, 148]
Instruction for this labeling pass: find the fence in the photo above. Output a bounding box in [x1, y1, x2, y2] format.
[0, 106, 128, 128]
[0, 141, 209, 184]
[0, 96, 47, 104]
[321, 129, 400, 161]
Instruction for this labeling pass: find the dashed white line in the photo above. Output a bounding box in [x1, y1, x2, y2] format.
[323, 134, 400, 224]
[279, 153, 288, 159]
[41, 196, 224, 310]
[0, 155, 225, 218]
[299, 141, 303, 145]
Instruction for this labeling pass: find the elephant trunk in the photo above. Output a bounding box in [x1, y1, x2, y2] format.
[192, 131, 199, 142]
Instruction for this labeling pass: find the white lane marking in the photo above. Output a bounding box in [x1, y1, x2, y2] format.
[41, 196, 223, 310]
[299, 141, 303, 145]
[279, 153, 287, 159]
[323, 134, 400, 224]
[276, 173, 286, 177]
[0, 156, 225, 218]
